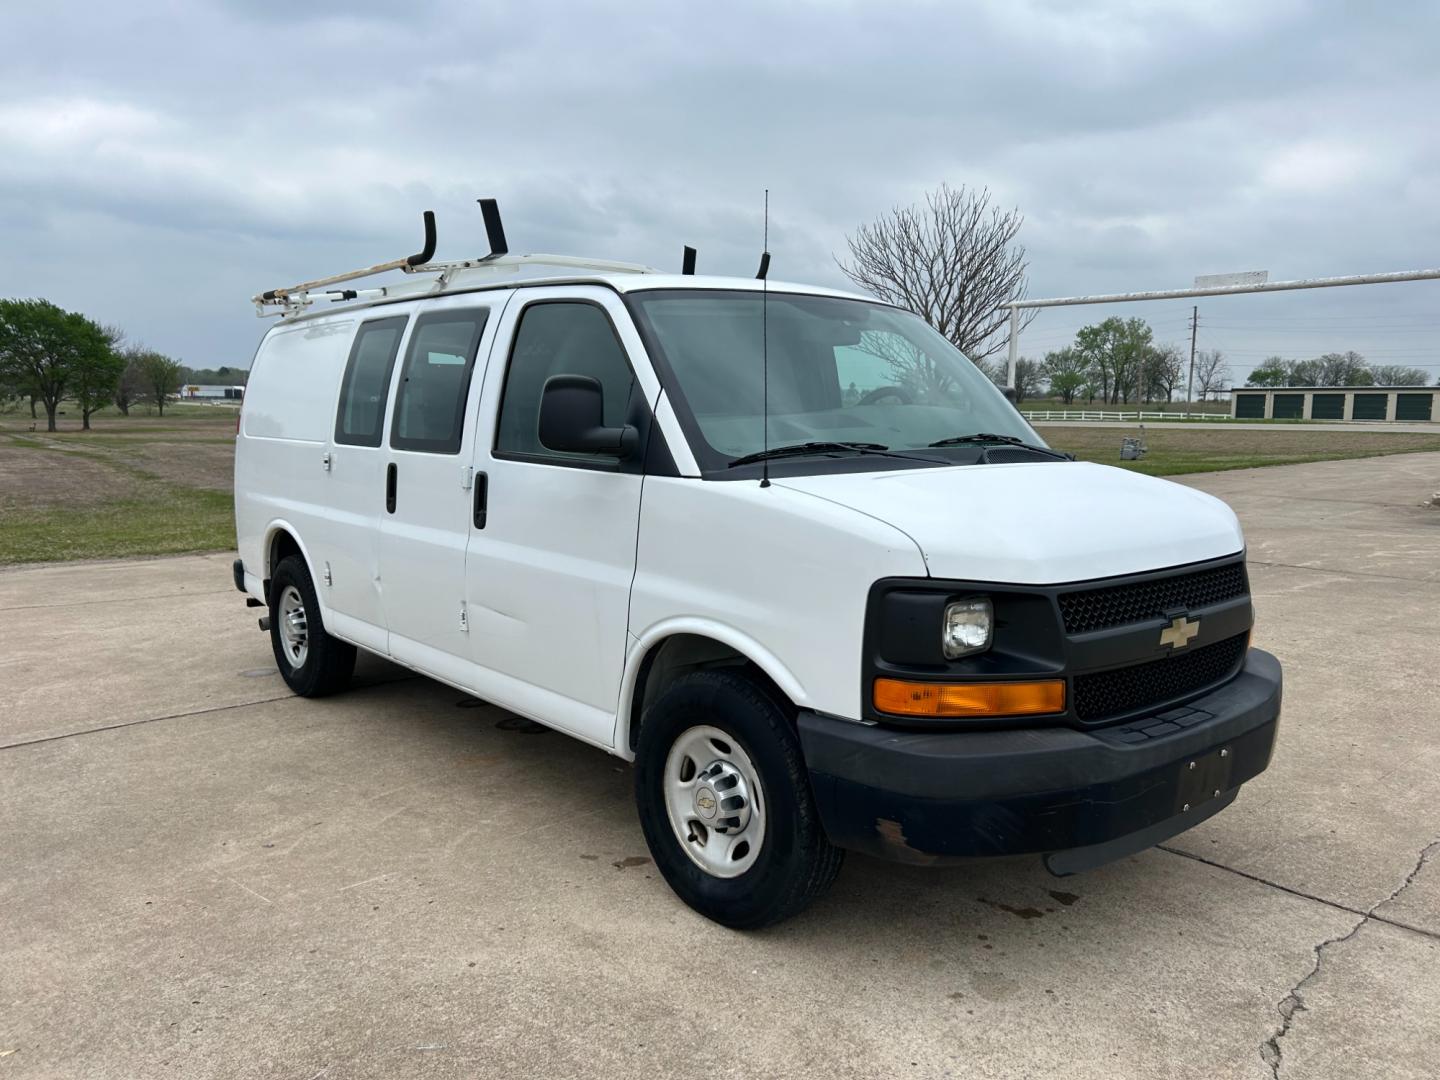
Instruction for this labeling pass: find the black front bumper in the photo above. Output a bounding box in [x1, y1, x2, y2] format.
[799, 648, 1282, 870]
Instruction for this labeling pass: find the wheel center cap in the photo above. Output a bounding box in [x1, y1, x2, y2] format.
[694, 786, 718, 819]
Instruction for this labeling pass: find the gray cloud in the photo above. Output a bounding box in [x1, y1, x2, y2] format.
[1, 0, 1437, 381]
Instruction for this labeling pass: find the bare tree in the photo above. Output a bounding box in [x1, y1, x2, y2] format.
[838, 184, 1035, 364]
[1192, 349, 1230, 402]
[1144, 344, 1184, 403]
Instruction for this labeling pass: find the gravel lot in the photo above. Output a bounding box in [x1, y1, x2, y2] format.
[2, 453, 1438, 1079]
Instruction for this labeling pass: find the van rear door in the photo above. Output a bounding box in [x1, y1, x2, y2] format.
[377, 300, 500, 673]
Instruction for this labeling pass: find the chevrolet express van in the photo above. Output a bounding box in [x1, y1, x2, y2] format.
[234, 210, 1282, 927]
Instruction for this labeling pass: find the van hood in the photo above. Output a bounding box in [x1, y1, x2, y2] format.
[775, 461, 1243, 584]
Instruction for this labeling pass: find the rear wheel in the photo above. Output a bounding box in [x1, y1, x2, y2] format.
[634, 669, 843, 929]
[268, 554, 355, 697]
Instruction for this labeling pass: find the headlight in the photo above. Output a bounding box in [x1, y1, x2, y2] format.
[942, 597, 993, 659]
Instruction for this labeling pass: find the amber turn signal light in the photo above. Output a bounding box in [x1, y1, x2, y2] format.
[873, 678, 1065, 718]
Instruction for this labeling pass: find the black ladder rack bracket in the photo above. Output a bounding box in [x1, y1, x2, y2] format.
[254, 208, 438, 308]
[478, 198, 508, 259]
[755, 252, 771, 281]
[406, 210, 438, 267]
[682, 246, 697, 275]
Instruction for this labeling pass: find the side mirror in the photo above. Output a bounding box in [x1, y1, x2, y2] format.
[1002, 386, 1017, 403]
[538, 374, 639, 457]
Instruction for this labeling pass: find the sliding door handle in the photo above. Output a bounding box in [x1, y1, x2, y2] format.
[473, 471, 488, 529]
[385, 462, 397, 514]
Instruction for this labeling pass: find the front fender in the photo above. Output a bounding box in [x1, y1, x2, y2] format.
[613, 617, 812, 760]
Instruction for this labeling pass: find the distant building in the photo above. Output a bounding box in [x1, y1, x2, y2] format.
[1230, 386, 1437, 422]
[181, 384, 245, 401]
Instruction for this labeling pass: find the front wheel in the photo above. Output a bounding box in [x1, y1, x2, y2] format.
[268, 554, 356, 697]
[634, 669, 843, 929]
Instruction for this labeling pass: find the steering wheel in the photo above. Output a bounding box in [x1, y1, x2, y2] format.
[857, 385, 914, 406]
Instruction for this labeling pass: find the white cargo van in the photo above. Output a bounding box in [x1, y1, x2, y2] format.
[234, 205, 1281, 927]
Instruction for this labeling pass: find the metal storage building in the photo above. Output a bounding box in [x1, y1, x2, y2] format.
[1229, 386, 1439, 422]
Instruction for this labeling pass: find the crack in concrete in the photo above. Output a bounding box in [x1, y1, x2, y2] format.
[1159, 844, 1440, 942]
[1247, 558, 1440, 587]
[1259, 838, 1440, 1078]
[0, 674, 420, 751]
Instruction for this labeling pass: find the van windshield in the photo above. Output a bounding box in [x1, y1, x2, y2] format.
[628, 289, 1041, 472]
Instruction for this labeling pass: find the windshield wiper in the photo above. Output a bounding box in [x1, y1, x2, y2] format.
[727, 441, 900, 468]
[927, 432, 1071, 459]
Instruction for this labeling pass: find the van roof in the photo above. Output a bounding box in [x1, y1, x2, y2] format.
[268, 266, 881, 324]
[253, 203, 883, 321]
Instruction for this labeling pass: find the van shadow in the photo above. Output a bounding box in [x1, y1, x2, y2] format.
[339, 670, 1174, 979]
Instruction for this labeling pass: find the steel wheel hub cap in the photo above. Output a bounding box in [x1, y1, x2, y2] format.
[663, 725, 765, 879]
[692, 760, 751, 834]
[277, 585, 309, 668]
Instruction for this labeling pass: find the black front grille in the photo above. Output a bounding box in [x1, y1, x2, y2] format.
[1072, 633, 1248, 723]
[1058, 561, 1248, 635]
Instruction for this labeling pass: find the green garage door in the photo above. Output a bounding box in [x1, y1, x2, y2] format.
[1235, 393, 1266, 418]
[1352, 393, 1388, 421]
[1272, 393, 1304, 419]
[1396, 394, 1434, 422]
[1311, 393, 1345, 420]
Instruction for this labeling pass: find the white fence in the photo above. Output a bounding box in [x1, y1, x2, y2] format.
[1021, 409, 1233, 422]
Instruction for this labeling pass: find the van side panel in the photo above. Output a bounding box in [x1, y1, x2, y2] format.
[241, 321, 354, 441]
[234, 319, 355, 626]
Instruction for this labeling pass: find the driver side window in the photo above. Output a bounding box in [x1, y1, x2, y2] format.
[494, 300, 636, 462]
[836, 330, 956, 405]
[835, 343, 898, 406]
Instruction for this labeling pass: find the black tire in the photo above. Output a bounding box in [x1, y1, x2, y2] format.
[634, 669, 844, 929]
[268, 554, 356, 697]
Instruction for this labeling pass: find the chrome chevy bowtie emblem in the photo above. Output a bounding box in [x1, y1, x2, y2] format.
[1160, 615, 1200, 649]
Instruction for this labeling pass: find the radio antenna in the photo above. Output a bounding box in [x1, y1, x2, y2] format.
[760, 189, 771, 489]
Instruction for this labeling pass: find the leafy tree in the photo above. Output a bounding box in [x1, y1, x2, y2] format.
[1193, 349, 1230, 401]
[70, 318, 125, 430]
[1074, 317, 1154, 404]
[1368, 364, 1430, 386]
[839, 184, 1035, 364]
[0, 298, 85, 431]
[1292, 351, 1372, 387]
[1246, 356, 1291, 388]
[114, 347, 149, 415]
[1041, 346, 1088, 405]
[134, 349, 184, 416]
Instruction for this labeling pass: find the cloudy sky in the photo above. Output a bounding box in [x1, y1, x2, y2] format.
[3, 0, 1437, 385]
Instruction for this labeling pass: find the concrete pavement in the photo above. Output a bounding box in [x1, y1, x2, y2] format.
[3, 453, 1439, 1079]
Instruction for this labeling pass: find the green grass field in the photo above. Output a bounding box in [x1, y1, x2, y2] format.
[1039, 425, 1440, 476]
[0, 405, 237, 564]
[3, 404, 1439, 565]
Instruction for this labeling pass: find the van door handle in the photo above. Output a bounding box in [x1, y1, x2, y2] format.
[385, 462, 397, 514]
[473, 471, 488, 529]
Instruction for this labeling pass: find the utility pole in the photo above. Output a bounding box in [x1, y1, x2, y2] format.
[1185, 305, 1198, 417]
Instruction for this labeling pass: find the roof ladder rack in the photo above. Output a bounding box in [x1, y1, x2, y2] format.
[253, 210, 437, 315]
[252, 198, 662, 318]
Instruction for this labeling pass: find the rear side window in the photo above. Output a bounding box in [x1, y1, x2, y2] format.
[391, 308, 489, 453]
[335, 316, 407, 446]
[495, 301, 635, 460]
